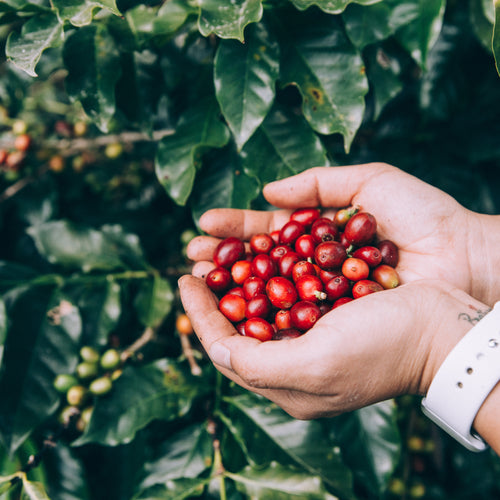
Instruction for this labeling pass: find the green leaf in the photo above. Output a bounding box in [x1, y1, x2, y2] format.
[27, 220, 144, 272]
[155, 98, 231, 206]
[73, 360, 203, 446]
[63, 24, 121, 132]
[277, 9, 368, 152]
[494, 0, 500, 76]
[197, 0, 263, 42]
[20, 474, 51, 500]
[223, 393, 354, 499]
[470, 0, 494, 52]
[392, 0, 446, 68]
[227, 463, 339, 499]
[242, 104, 329, 185]
[6, 13, 63, 77]
[329, 402, 401, 497]
[215, 22, 279, 150]
[290, 0, 381, 15]
[0, 299, 6, 367]
[134, 274, 174, 328]
[191, 147, 260, 224]
[153, 0, 197, 39]
[51, 0, 120, 27]
[134, 478, 207, 500]
[140, 424, 213, 489]
[0, 287, 82, 454]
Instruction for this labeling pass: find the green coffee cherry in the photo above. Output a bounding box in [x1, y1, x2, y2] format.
[53, 374, 79, 394]
[89, 376, 112, 396]
[79, 346, 100, 363]
[100, 348, 121, 371]
[75, 406, 94, 433]
[66, 385, 88, 407]
[58, 405, 80, 425]
[76, 361, 99, 380]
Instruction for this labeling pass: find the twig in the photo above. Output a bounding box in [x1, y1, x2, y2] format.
[0, 165, 48, 203]
[120, 326, 156, 363]
[180, 333, 202, 376]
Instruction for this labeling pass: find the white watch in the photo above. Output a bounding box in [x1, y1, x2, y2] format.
[421, 301, 500, 452]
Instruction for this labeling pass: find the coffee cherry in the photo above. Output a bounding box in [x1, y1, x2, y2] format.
[311, 218, 338, 243]
[228, 286, 245, 298]
[76, 361, 99, 380]
[325, 275, 351, 301]
[352, 279, 383, 298]
[266, 277, 298, 309]
[290, 208, 321, 228]
[219, 294, 246, 323]
[80, 346, 100, 363]
[371, 264, 400, 289]
[269, 245, 293, 263]
[206, 267, 232, 293]
[176, 313, 193, 336]
[213, 237, 246, 269]
[279, 220, 305, 245]
[332, 296, 353, 309]
[278, 252, 301, 278]
[243, 276, 266, 300]
[89, 376, 113, 396]
[245, 294, 272, 319]
[244, 317, 274, 341]
[333, 206, 359, 229]
[377, 240, 399, 267]
[250, 233, 275, 254]
[314, 241, 347, 270]
[0, 149, 8, 164]
[344, 212, 377, 246]
[341, 257, 370, 281]
[231, 260, 252, 284]
[53, 374, 79, 394]
[352, 246, 382, 267]
[100, 348, 121, 370]
[275, 309, 292, 330]
[251, 254, 277, 281]
[14, 133, 32, 152]
[290, 301, 321, 331]
[292, 260, 317, 282]
[66, 385, 88, 407]
[273, 328, 302, 340]
[295, 275, 327, 302]
[294, 234, 316, 259]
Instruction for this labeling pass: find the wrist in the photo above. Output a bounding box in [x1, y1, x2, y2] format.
[468, 213, 500, 306]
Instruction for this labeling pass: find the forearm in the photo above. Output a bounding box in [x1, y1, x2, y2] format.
[469, 213, 500, 306]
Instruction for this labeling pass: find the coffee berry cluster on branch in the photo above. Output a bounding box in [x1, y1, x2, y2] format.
[205, 207, 400, 341]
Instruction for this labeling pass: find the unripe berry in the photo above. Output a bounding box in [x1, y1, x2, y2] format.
[66, 385, 88, 407]
[76, 361, 99, 380]
[53, 374, 79, 394]
[100, 348, 121, 370]
[89, 376, 113, 396]
[80, 346, 100, 363]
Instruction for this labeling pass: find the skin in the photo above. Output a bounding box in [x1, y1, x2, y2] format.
[178, 163, 500, 454]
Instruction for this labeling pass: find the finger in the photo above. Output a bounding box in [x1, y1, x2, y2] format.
[262, 163, 395, 209]
[199, 208, 292, 240]
[191, 261, 215, 279]
[187, 235, 221, 262]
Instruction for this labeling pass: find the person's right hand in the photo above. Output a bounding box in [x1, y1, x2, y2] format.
[189, 163, 499, 306]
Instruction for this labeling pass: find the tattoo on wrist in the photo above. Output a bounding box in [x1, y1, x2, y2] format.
[458, 306, 492, 325]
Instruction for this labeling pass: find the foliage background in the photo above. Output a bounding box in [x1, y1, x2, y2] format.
[1, 0, 500, 499]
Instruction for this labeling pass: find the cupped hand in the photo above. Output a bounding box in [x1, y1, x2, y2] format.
[178, 274, 485, 419]
[188, 163, 486, 302]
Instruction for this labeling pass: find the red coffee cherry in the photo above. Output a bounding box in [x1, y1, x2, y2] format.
[344, 212, 377, 246]
[324, 275, 351, 301]
[333, 206, 359, 229]
[318, 269, 341, 284]
[311, 217, 339, 244]
[228, 287, 245, 298]
[206, 267, 232, 293]
[278, 252, 301, 278]
[341, 257, 370, 281]
[332, 296, 354, 309]
[270, 230, 281, 244]
[213, 237, 246, 269]
[295, 275, 327, 302]
[352, 246, 382, 267]
[292, 260, 317, 283]
[290, 208, 321, 228]
[314, 241, 347, 270]
[250, 233, 275, 255]
[275, 309, 292, 330]
[352, 279, 383, 299]
[251, 254, 277, 281]
[371, 264, 400, 289]
[266, 276, 298, 309]
[244, 317, 274, 341]
[279, 220, 305, 245]
[290, 301, 321, 331]
[219, 294, 246, 323]
[245, 294, 272, 319]
[231, 260, 253, 285]
[377, 240, 399, 267]
[294, 234, 316, 259]
[243, 276, 266, 300]
[273, 328, 302, 340]
[269, 245, 293, 263]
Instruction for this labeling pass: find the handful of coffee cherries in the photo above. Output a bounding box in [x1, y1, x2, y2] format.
[205, 207, 399, 341]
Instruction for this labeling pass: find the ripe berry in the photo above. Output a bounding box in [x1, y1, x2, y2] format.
[292, 260, 317, 283]
[352, 246, 382, 267]
[295, 275, 327, 302]
[371, 264, 400, 289]
[243, 276, 266, 300]
[341, 257, 370, 281]
[279, 220, 305, 245]
[250, 233, 275, 254]
[294, 234, 316, 259]
[290, 301, 321, 331]
[0, 149, 8, 164]
[333, 206, 359, 229]
[228, 286, 245, 298]
[219, 294, 246, 323]
[251, 254, 277, 281]
[89, 376, 113, 396]
[273, 328, 302, 340]
[213, 237, 246, 269]
[344, 212, 377, 246]
[269, 245, 293, 263]
[266, 276, 298, 309]
[325, 275, 351, 301]
[378, 240, 399, 267]
[100, 349, 121, 370]
[332, 296, 354, 309]
[311, 217, 339, 243]
[290, 208, 321, 228]
[245, 294, 272, 319]
[80, 346, 100, 363]
[14, 133, 32, 152]
[231, 260, 253, 284]
[66, 385, 88, 407]
[53, 374, 79, 394]
[352, 279, 383, 298]
[244, 317, 274, 341]
[314, 241, 347, 270]
[275, 309, 292, 330]
[206, 267, 232, 293]
[278, 252, 301, 278]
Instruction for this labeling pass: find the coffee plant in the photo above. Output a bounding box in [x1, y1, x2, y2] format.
[1, 0, 500, 498]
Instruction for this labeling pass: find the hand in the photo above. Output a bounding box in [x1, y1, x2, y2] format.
[178, 275, 486, 419]
[188, 163, 495, 304]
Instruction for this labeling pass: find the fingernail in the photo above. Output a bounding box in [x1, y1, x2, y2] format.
[209, 343, 232, 370]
